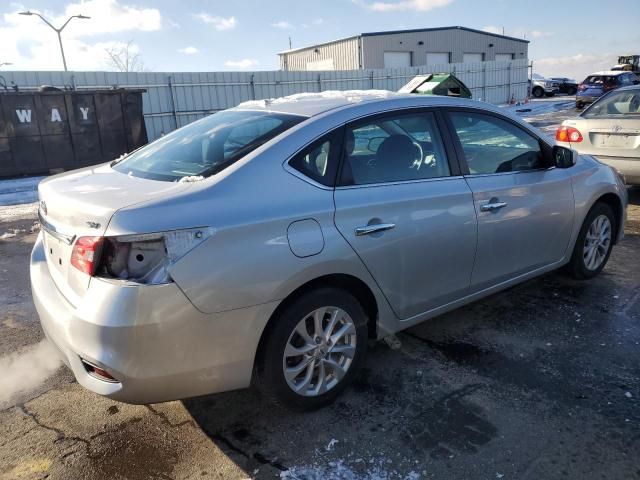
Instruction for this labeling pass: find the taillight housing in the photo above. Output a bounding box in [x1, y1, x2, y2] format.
[90, 227, 213, 284]
[578, 84, 586, 91]
[556, 126, 583, 143]
[70, 236, 103, 276]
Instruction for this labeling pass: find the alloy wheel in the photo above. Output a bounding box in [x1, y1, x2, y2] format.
[583, 214, 611, 271]
[282, 306, 356, 397]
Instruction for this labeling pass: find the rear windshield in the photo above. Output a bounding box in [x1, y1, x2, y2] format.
[113, 110, 305, 181]
[583, 75, 618, 85]
[583, 90, 640, 118]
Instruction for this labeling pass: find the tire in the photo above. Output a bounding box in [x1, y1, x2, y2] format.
[566, 203, 616, 280]
[576, 102, 584, 109]
[567, 87, 577, 96]
[254, 287, 368, 410]
[532, 86, 544, 98]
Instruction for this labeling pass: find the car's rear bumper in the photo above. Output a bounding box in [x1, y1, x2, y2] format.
[576, 95, 600, 104]
[593, 155, 640, 185]
[30, 233, 276, 404]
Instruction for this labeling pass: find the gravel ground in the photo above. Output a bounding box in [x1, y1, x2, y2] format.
[0, 102, 638, 480]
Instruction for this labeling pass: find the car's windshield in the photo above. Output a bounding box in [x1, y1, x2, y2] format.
[113, 110, 306, 181]
[583, 90, 640, 118]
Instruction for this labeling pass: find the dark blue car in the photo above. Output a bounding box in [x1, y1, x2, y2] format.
[576, 71, 639, 108]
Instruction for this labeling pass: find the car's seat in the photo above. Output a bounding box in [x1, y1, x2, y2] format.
[374, 135, 418, 183]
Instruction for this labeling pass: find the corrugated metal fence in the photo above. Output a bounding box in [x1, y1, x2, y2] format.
[0, 59, 528, 142]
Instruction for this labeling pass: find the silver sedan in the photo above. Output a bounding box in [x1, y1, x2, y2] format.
[31, 91, 628, 410]
[556, 85, 640, 184]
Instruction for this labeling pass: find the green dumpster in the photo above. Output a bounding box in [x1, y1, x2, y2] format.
[399, 73, 472, 99]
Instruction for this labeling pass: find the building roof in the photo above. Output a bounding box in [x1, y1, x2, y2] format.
[278, 25, 529, 55]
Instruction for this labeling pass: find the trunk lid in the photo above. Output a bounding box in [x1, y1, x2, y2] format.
[563, 117, 640, 158]
[38, 163, 191, 305]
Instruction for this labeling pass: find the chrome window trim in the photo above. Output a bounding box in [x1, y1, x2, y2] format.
[335, 174, 465, 190]
[283, 162, 334, 191]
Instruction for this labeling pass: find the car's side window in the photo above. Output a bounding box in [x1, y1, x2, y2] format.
[449, 111, 545, 175]
[289, 133, 340, 187]
[340, 111, 450, 186]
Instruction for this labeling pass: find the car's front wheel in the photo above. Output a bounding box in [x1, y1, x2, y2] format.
[532, 86, 544, 98]
[567, 203, 616, 279]
[255, 287, 368, 410]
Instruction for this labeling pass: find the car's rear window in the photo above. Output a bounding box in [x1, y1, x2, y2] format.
[583, 90, 640, 118]
[113, 110, 305, 181]
[583, 75, 618, 85]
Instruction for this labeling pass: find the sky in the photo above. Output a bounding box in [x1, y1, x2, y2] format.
[0, 0, 638, 82]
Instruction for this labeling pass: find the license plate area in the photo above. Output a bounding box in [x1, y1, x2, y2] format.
[591, 133, 636, 148]
[44, 232, 70, 277]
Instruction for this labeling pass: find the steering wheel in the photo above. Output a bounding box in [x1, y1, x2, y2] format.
[410, 141, 424, 170]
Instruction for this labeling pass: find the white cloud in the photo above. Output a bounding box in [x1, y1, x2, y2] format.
[530, 30, 553, 39]
[194, 13, 236, 31]
[482, 26, 553, 40]
[354, 0, 453, 12]
[533, 52, 613, 82]
[178, 46, 198, 55]
[482, 25, 503, 35]
[271, 20, 294, 29]
[0, 0, 161, 70]
[224, 58, 258, 69]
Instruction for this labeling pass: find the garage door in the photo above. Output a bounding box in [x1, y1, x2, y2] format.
[495, 54, 514, 62]
[463, 53, 483, 63]
[426, 52, 449, 65]
[384, 51, 411, 68]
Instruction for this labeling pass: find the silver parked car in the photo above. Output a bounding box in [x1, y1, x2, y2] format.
[556, 85, 640, 185]
[31, 91, 627, 410]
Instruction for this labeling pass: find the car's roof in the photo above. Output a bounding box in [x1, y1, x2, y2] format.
[587, 71, 628, 76]
[234, 90, 488, 117]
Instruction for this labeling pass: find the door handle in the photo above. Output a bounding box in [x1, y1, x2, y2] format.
[480, 201, 508, 212]
[355, 223, 396, 236]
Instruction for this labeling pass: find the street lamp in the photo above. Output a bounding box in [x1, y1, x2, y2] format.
[19, 10, 90, 71]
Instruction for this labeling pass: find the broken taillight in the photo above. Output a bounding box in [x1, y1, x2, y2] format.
[70, 236, 103, 276]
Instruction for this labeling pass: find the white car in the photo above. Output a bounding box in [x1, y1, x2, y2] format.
[556, 85, 640, 185]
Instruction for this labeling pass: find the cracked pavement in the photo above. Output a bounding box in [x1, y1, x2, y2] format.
[1, 103, 639, 479]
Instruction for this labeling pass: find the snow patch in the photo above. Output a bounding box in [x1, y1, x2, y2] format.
[178, 175, 205, 183]
[280, 457, 422, 480]
[240, 90, 397, 109]
[0, 202, 39, 222]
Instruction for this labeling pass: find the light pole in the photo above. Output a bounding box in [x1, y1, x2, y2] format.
[19, 11, 90, 71]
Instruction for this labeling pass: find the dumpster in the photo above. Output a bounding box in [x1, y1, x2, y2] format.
[0, 88, 147, 178]
[399, 73, 472, 98]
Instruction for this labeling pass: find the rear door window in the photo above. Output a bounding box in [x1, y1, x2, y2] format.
[340, 111, 450, 186]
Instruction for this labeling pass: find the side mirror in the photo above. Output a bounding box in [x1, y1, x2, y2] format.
[553, 145, 578, 168]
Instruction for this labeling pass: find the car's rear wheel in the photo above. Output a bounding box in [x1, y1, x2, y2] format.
[532, 86, 544, 98]
[255, 288, 368, 410]
[567, 203, 616, 279]
[576, 101, 584, 109]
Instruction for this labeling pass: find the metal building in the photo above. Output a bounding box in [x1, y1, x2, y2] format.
[279, 26, 529, 71]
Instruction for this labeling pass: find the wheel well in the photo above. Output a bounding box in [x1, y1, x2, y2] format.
[254, 274, 379, 369]
[594, 193, 623, 243]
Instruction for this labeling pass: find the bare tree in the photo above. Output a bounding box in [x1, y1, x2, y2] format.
[105, 40, 146, 72]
